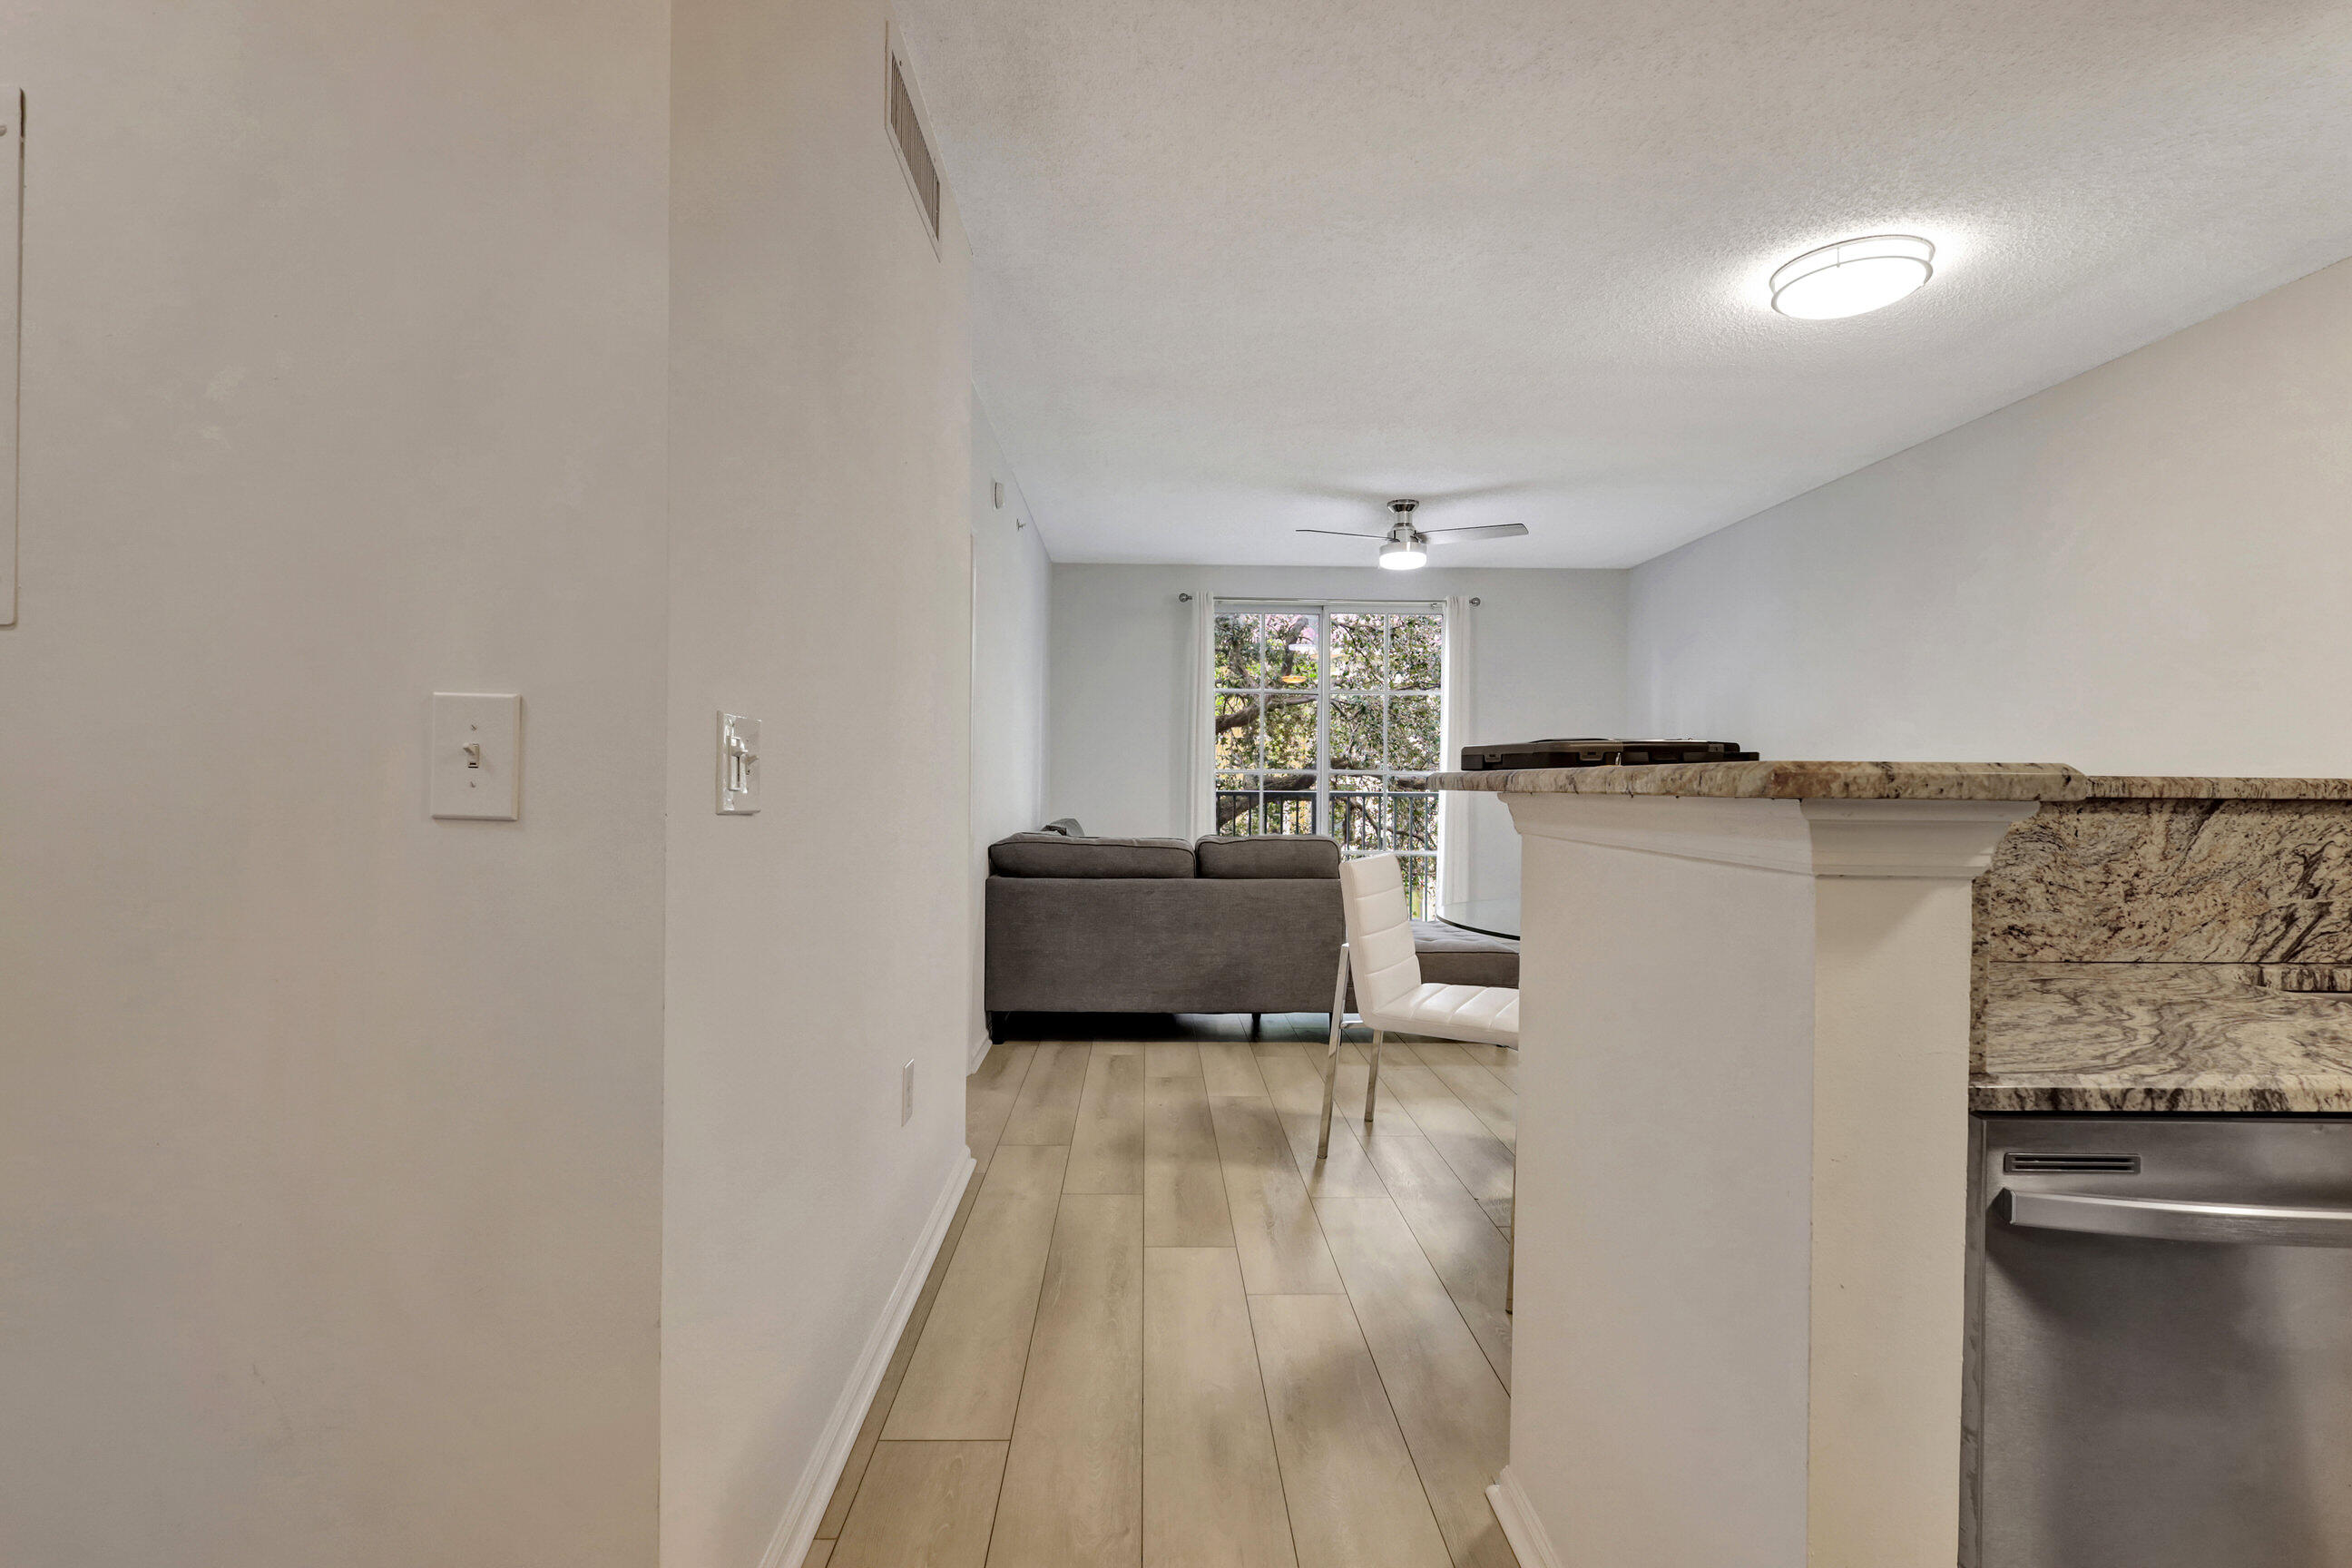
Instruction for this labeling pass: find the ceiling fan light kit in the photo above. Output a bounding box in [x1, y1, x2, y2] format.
[1296, 497, 1529, 570]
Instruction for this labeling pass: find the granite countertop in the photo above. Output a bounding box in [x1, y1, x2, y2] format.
[1973, 964, 2352, 1112]
[1439, 757, 2352, 1110]
[1430, 760, 2085, 799]
[1968, 789, 2352, 1111]
[2080, 774, 2352, 800]
[1433, 760, 2352, 803]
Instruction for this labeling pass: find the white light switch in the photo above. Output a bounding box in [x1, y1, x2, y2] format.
[718, 712, 760, 814]
[431, 692, 522, 820]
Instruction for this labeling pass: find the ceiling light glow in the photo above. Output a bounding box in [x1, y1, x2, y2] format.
[1769, 234, 1935, 319]
[1377, 538, 1426, 571]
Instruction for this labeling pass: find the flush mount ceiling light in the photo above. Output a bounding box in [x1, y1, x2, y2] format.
[1769, 234, 1935, 319]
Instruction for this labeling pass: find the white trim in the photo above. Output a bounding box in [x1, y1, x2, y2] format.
[1485, 1467, 1563, 1568]
[1438, 594, 1475, 904]
[1505, 792, 1819, 874]
[1798, 799, 2040, 877]
[1184, 589, 1214, 840]
[967, 1030, 995, 1073]
[1504, 793, 2037, 879]
[756, 1148, 977, 1568]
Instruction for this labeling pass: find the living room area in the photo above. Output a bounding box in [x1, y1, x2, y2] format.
[921, 527, 1547, 1564]
[10, 2, 2352, 1566]
[832, 0, 2352, 1547]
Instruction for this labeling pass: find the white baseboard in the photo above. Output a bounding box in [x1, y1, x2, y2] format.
[968, 1029, 994, 1073]
[756, 1146, 977, 1568]
[1487, 1466, 1562, 1568]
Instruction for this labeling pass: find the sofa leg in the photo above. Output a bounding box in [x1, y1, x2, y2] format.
[985, 1011, 1007, 1044]
[1249, 1012, 1260, 1040]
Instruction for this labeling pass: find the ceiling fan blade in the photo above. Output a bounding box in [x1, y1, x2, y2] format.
[1294, 528, 1391, 539]
[1422, 523, 1531, 543]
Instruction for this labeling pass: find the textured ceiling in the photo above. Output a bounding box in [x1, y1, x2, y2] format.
[894, 0, 2352, 567]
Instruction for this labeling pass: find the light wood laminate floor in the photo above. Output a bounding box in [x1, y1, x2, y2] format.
[815, 1014, 1519, 1568]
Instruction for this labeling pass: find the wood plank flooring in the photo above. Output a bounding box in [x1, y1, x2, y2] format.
[818, 1015, 1518, 1568]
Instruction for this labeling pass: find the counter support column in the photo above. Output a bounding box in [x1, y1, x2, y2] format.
[1488, 794, 2034, 1568]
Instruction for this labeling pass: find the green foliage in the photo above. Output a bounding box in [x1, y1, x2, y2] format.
[1328, 612, 1384, 688]
[1388, 695, 1439, 769]
[1328, 696, 1380, 769]
[1389, 614, 1443, 691]
[1214, 614, 1259, 689]
[1215, 693, 1259, 769]
[1262, 613, 1319, 687]
[1263, 692, 1317, 768]
[1209, 607, 1441, 912]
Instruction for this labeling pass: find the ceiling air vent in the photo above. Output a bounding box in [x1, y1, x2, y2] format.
[2004, 1152, 2141, 1175]
[887, 49, 941, 243]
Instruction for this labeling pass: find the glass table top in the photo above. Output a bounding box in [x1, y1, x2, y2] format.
[1435, 897, 1521, 940]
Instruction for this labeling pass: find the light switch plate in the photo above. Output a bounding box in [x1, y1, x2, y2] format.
[430, 692, 522, 820]
[718, 712, 760, 814]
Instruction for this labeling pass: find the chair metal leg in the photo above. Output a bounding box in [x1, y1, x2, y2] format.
[1316, 943, 1349, 1160]
[1362, 1029, 1384, 1126]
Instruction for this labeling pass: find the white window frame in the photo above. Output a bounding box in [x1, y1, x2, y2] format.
[1209, 597, 1447, 911]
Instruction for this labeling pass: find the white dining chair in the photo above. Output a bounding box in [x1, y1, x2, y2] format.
[1318, 852, 1519, 1156]
[1318, 851, 1524, 1302]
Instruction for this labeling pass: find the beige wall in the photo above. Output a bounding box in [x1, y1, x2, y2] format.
[0, 3, 671, 1565]
[1044, 564, 1627, 906]
[664, 3, 975, 1564]
[1630, 257, 2352, 774]
[970, 399, 1053, 1048]
[0, 2, 980, 1564]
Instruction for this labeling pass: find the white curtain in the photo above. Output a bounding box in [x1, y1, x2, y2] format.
[1439, 594, 1475, 906]
[1183, 589, 1214, 841]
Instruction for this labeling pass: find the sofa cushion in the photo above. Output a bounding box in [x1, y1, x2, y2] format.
[988, 833, 1195, 878]
[1195, 835, 1342, 879]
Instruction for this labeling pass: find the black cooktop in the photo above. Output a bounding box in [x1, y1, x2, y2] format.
[1455, 738, 1758, 771]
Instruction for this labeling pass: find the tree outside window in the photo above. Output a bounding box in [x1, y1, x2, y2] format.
[1212, 604, 1442, 917]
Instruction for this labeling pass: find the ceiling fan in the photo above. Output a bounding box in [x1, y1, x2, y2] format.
[1296, 498, 1529, 571]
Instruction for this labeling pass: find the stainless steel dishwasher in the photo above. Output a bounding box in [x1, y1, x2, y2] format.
[1965, 1116, 2352, 1568]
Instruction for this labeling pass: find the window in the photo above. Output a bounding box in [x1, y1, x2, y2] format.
[1212, 602, 1444, 917]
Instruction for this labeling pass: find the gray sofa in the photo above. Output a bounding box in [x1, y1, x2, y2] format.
[984, 829, 1517, 1035]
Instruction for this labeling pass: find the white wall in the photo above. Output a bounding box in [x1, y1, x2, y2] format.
[0, 5, 671, 1565]
[1630, 257, 2352, 775]
[665, 5, 975, 1566]
[1047, 564, 1626, 905]
[969, 400, 1053, 1044]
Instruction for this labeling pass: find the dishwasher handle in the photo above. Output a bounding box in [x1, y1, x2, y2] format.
[1999, 1187, 2352, 1248]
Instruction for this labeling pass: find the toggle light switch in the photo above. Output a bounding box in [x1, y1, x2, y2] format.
[431, 692, 522, 820]
[718, 712, 760, 814]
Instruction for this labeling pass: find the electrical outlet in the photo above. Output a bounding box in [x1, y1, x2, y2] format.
[901, 1060, 916, 1125]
